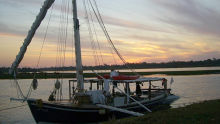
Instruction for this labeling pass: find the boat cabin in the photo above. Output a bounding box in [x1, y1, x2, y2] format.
[67, 77, 170, 107]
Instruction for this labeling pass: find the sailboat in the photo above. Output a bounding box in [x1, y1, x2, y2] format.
[9, 0, 179, 123]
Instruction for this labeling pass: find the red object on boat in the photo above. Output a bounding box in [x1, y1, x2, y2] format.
[97, 74, 110, 79]
[97, 74, 139, 80]
[112, 75, 139, 80]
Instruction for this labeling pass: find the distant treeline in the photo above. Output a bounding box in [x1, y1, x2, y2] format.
[1, 58, 220, 74]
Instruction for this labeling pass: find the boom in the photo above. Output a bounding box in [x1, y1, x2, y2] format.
[9, 0, 55, 74]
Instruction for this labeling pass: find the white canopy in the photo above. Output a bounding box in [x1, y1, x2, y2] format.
[68, 77, 164, 83]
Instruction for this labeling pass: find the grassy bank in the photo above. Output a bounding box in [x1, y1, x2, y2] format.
[103, 99, 220, 124]
[1, 70, 220, 79]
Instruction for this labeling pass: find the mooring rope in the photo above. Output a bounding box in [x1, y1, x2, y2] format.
[0, 104, 27, 112]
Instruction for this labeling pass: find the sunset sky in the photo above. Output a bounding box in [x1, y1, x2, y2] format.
[0, 0, 220, 68]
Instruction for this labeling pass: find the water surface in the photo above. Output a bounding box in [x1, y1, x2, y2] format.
[44, 66, 220, 73]
[0, 74, 220, 123]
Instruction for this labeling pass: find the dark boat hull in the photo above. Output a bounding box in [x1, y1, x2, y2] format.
[27, 99, 111, 123]
[27, 95, 176, 123]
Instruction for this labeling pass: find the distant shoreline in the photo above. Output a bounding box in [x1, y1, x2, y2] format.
[1, 58, 220, 73]
[1, 70, 220, 79]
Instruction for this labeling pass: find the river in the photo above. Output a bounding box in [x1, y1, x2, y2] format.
[44, 66, 220, 73]
[0, 73, 220, 123]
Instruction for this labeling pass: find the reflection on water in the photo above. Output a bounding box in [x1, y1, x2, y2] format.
[0, 74, 220, 123]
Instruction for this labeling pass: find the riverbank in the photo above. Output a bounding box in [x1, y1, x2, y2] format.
[1, 70, 220, 79]
[103, 99, 220, 124]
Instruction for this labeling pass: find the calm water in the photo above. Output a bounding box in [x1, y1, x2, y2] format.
[0, 74, 220, 124]
[45, 66, 220, 73]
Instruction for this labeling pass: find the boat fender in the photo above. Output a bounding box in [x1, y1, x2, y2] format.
[55, 79, 61, 89]
[36, 99, 43, 108]
[32, 78, 38, 90]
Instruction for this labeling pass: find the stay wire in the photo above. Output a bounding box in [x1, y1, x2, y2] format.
[92, 0, 124, 64]
[61, 0, 70, 100]
[91, 0, 117, 59]
[90, 11, 105, 66]
[89, 0, 125, 67]
[86, 0, 104, 66]
[83, 0, 100, 66]
[62, 0, 69, 69]
[36, 3, 54, 69]
[57, 0, 65, 70]
[56, 0, 68, 69]
[57, 0, 69, 100]
[88, 0, 117, 65]
[90, 0, 139, 75]
[56, 0, 65, 100]
[83, 0, 96, 65]
[56, 0, 61, 71]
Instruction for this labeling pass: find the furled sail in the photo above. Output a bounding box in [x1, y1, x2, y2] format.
[9, 0, 55, 74]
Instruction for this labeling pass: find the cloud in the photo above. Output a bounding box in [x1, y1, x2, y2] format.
[152, 0, 220, 38]
[0, 0, 42, 8]
[101, 15, 168, 33]
[190, 51, 220, 60]
[0, 23, 27, 38]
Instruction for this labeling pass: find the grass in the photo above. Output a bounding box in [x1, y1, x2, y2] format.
[1, 70, 220, 79]
[102, 99, 220, 124]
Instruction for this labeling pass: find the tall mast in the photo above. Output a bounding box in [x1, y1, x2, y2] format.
[72, 0, 84, 91]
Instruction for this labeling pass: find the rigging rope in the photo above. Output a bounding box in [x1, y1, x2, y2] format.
[19, 2, 55, 101]
[0, 104, 27, 112]
[83, 0, 100, 66]
[89, 0, 123, 66]
[55, 0, 71, 100]
[12, 1, 55, 102]
[87, 0, 117, 65]
[88, 5, 105, 65]
[62, 0, 70, 100]
[88, 0, 139, 75]
[36, 4, 54, 69]
[14, 79, 25, 99]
